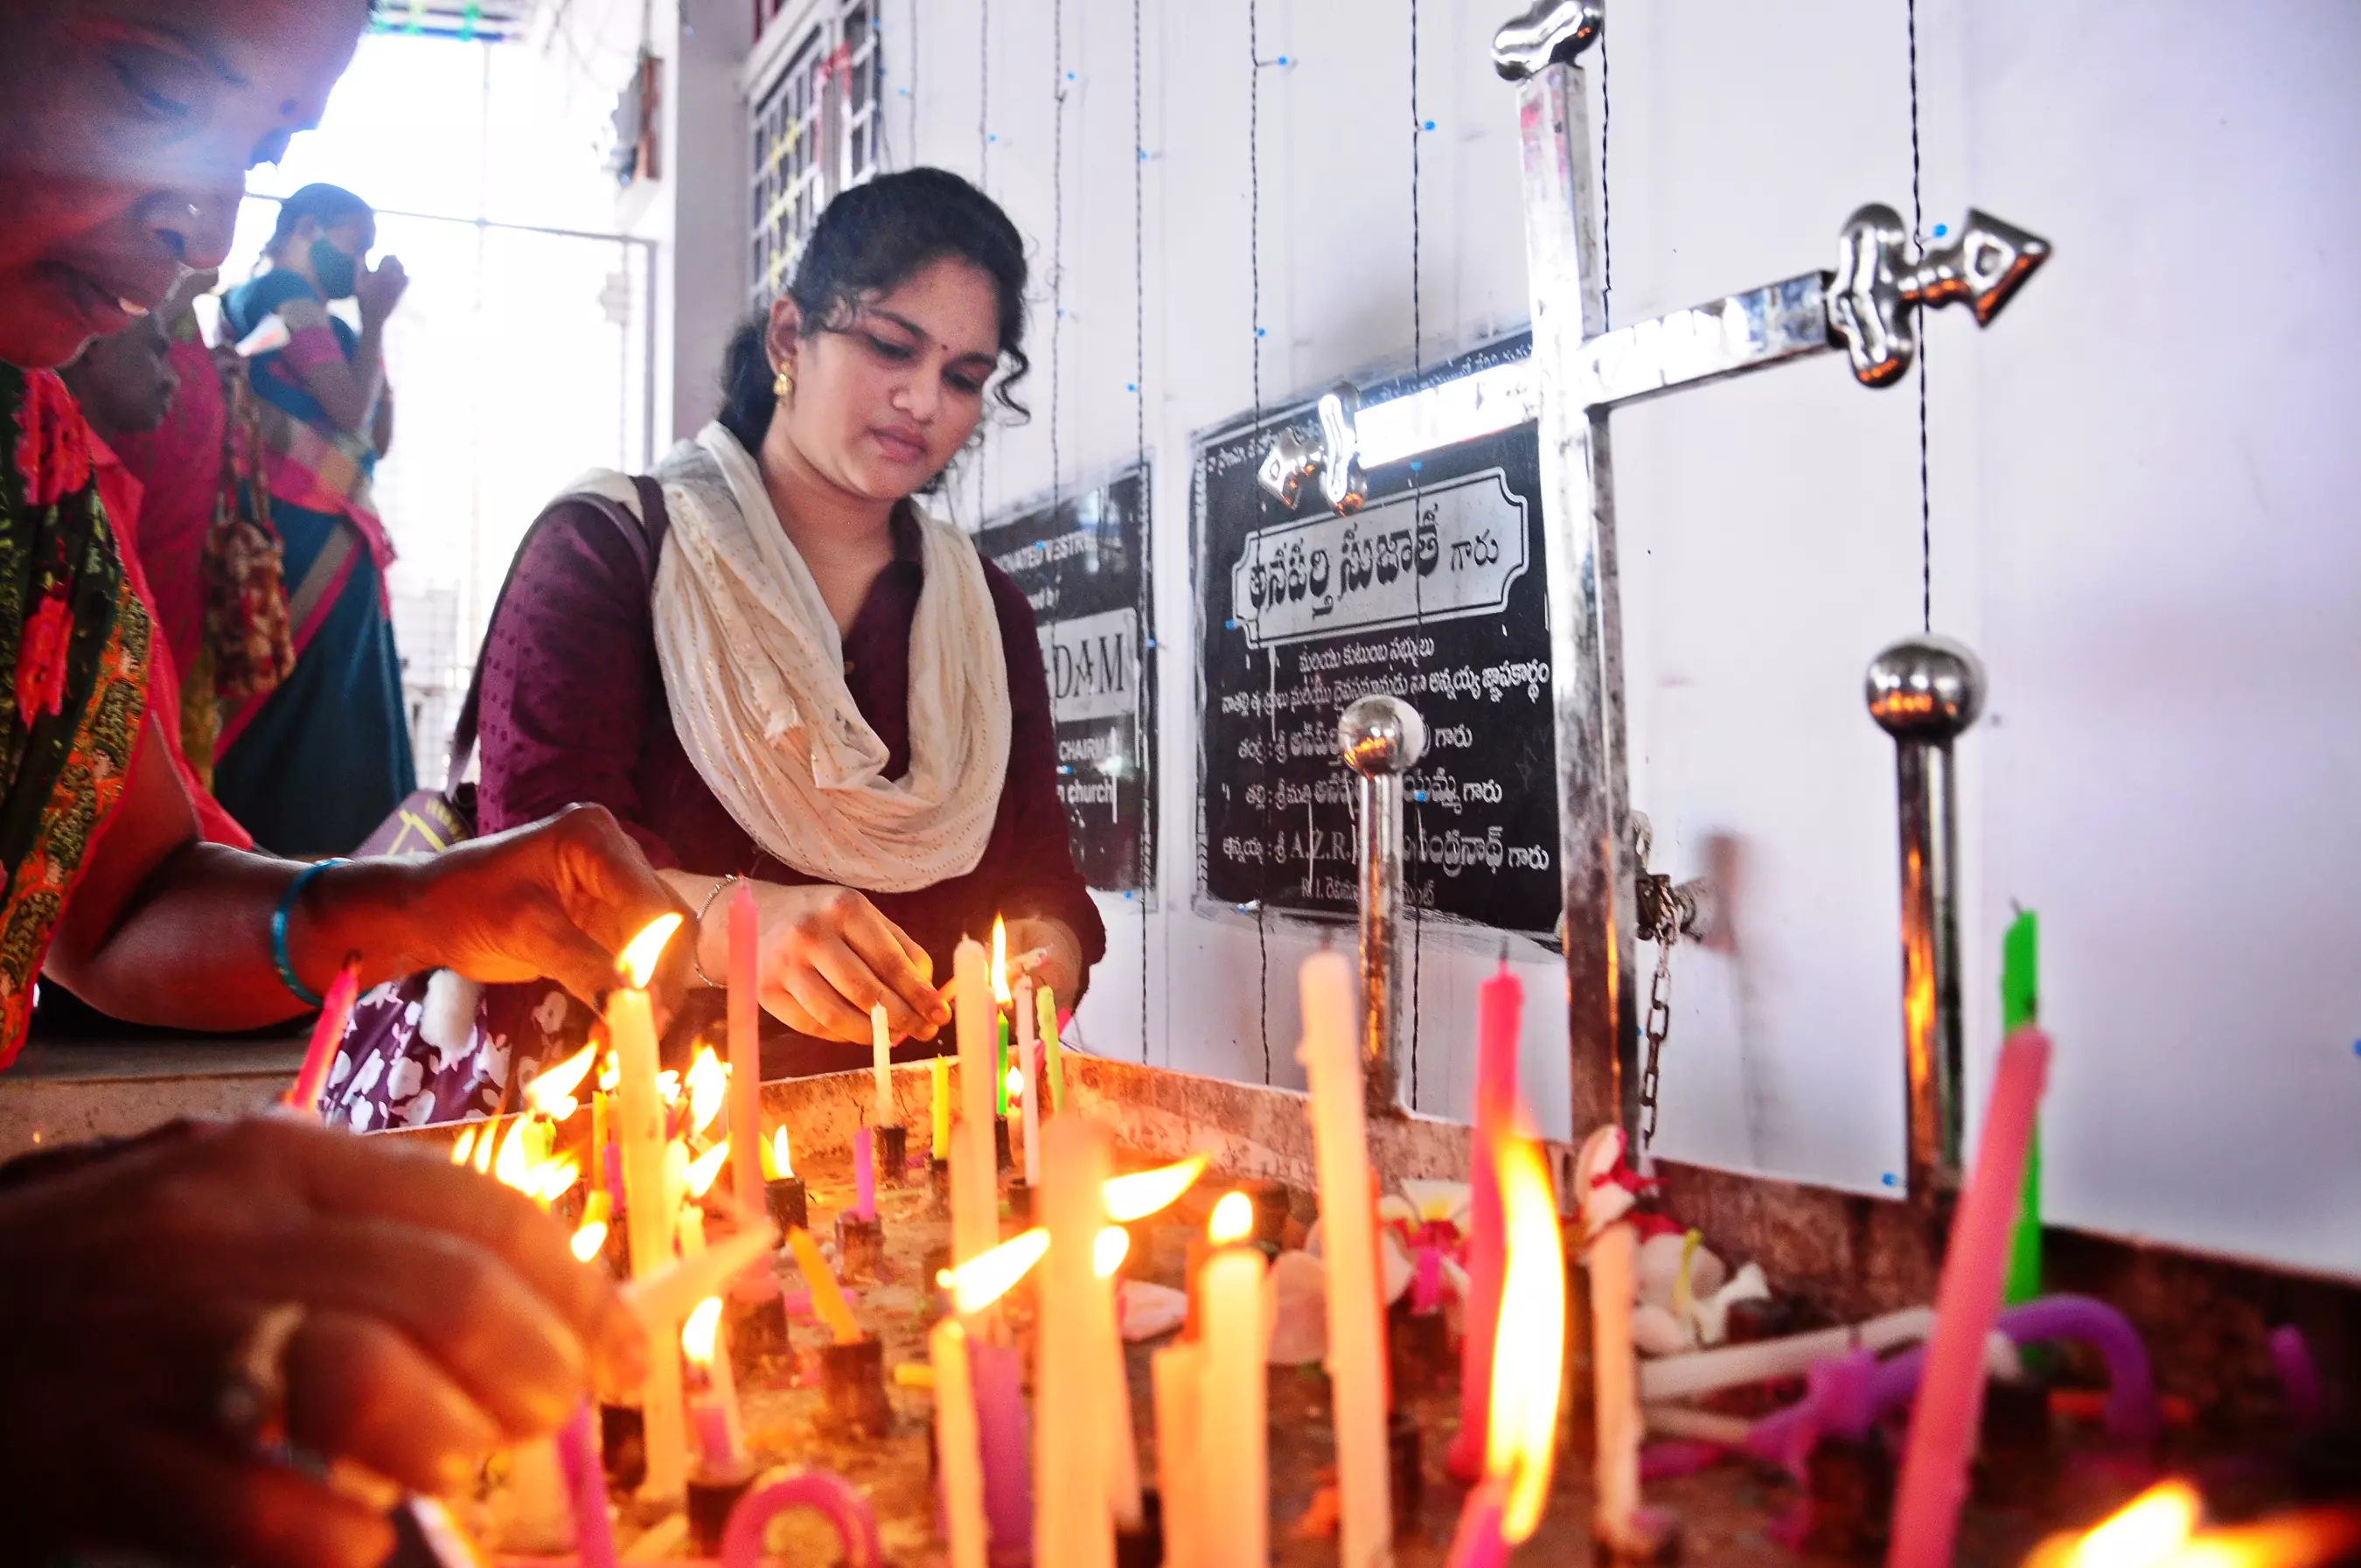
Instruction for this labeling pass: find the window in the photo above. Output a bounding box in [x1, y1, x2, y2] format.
[749, 0, 883, 306]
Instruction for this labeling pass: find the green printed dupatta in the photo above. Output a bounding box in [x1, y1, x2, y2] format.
[0, 366, 152, 1062]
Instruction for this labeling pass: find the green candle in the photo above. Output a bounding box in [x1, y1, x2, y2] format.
[2002, 909, 2043, 1305]
[996, 1013, 1011, 1118]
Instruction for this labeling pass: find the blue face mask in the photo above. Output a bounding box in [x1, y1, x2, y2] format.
[309, 238, 359, 301]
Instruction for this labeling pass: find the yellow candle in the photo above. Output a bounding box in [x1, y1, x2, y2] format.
[1038, 985, 1065, 1112]
[932, 1056, 952, 1159]
[1150, 1344, 1203, 1568]
[931, 1316, 989, 1568]
[1198, 1244, 1270, 1568]
[787, 1226, 864, 1346]
[609, 916, 686, 1504]
[951, 938, 999, 1269]
[1295, 951, 1392, 1563]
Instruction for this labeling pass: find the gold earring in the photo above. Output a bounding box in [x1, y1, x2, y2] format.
[773, 366, 795, 398]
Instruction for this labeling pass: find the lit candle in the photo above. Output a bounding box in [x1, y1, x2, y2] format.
[932, 1056, 952, 1160]
[1016, 978, 1042, 1188]
[1888, 1028, 2053, 1568]
[1295, 951, 1393, 1564]
[728, 885, 766, 1241]
[1037, 985, 1065, 1112]
[1444, 1132, 1565, 1567]
[682, 1295, 746, 1475]
[1034, 1115, 1125, 1568]
[609, 915, 687, 1503]
[854, 1125, 877, 1222]
[952, 937, 999, 1268]
[1150, 1343, 1202, 1568]
[871, 1000, 895, 1125]
[1196, 1194, 1270, 1568]
[1450, 960, 1522, 1483]
[281, 958, 360, 1117]
[787, 1225, 865, 1346]
[932, 1315, 989, 1568]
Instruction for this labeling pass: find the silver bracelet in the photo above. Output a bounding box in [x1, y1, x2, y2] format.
[692, 874, 748, 987]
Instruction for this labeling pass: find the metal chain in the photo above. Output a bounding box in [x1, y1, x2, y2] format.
[1630, 814, 1700, 1152]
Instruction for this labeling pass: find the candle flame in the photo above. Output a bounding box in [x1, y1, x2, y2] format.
[681, 1295, 723, 1367]
[1487, 1132, 1565, 1542]
[571, 1220, 609, 1262]
[597, 1050, 619, 1091]
[770, 1125, 794, 1179]
[449, 1126, 476, 1166]
[523, 1042, 596, 1119]
[2068, 1483, 2202, 1568]
[1005, 1064, 1024, 1102]
[492, 1117, 533, 1190]
[472, 1119, 498, 1174]
[1104, 1154, 1211, 1223]
[2040, 1481, 2361, 1568]
[1094, 1224, 1131, 1278]
[619, 913, 683, 990]
[685, 1139, 730, 1198]
[656, 1070, 680, 1107]
[1208, 1189, 1255, 1244]
[535, 1157, 582, 1206]
[686, 1044, 728, 1134]
[991, 916, 1011, 1006]
[936, 1226, 1048, 1313]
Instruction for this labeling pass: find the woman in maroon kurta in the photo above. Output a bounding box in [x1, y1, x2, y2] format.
[475, 169, 1103, 1080]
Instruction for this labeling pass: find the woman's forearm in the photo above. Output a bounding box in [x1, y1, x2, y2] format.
[48, 845, 436, 1029]
[657, 869, 728, 986]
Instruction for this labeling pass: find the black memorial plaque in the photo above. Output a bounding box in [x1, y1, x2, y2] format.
[1193, 337, 1558, 937]
[977, 466, 1155, 895]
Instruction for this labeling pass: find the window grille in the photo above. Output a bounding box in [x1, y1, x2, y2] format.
[749, 0, 883, 307]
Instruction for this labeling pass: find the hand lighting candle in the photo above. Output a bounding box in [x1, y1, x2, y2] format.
[952, 937, 999, 1269]
[1296, 951, 1394, 1565]
[609, 914, 687, 1503]
[728, 885, 765, 1243]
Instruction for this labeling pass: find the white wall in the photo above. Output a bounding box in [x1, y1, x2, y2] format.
[637, 0, 2358, 1277]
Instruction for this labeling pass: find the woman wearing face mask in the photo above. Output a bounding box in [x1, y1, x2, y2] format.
[334, 169, 1106, 1122]
[212, 182, 414, 856]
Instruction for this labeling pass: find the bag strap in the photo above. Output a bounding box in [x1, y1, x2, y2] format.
[444, 474, 672, 783]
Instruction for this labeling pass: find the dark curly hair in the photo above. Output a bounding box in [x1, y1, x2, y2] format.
[718, 166, 1030, 456]
[266, 182, 374, 254]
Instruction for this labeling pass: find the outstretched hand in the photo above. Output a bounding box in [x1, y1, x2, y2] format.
[0, 1117, 645, 1568]
[410, 803, 697, 1021]
[747, 882, 951, 1045]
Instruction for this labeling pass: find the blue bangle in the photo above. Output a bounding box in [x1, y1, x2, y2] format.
[272, 859, 349, 1008]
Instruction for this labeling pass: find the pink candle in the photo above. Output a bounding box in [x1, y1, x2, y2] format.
[692, 1396, 735, 1474]
[281, 958, 360, 1116]
[721, 1471, 883, 1568]
[727, 885, 765, 1239]
[972, 1339, 1034, 1559]
[556, 1402, 618, 1568]
[1444, 1475, 1511, 1568]
[854, 1125, 877, 1221]
[1449, 961, 1522, 1482]
[1888, 1028, 2053, 1568]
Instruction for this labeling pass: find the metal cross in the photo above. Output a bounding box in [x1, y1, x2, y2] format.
[1257, 0, 2051, 1146]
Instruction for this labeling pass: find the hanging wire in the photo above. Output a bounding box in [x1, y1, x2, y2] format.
[1908, 0, 1932, 632]
[1249, 0, 1271, 1083]
[1133, 0, 1153, 1063]
[1050, 0, 1063, 529]
[908, 0, 918, 164]
[975, 0, 992, 525]
[1406, 0, 1424, 1110]
[1599, 22, 1612, 324]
